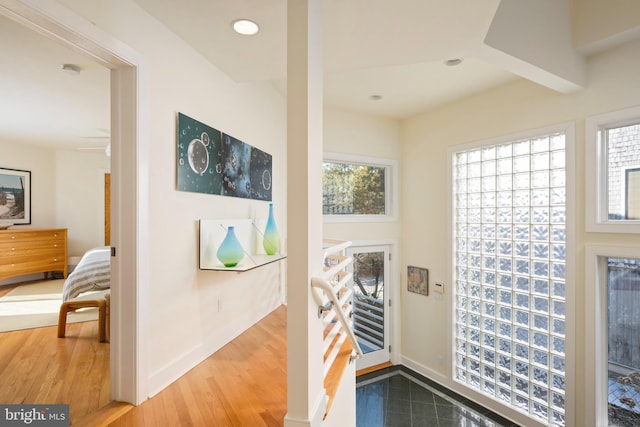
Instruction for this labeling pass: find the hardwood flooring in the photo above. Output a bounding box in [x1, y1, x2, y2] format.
[0, 282, 110, 424]
[109, 305, 288, 426]
[0, 283, 288, 427]
[0, 317, 111, 421]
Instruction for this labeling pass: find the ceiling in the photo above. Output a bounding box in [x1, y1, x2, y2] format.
[0, 13, 111, 151]
[1, 0, 638, 151]
[136, 0, 521, 118]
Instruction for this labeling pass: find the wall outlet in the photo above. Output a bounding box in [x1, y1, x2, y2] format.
[433, 282, 444, 294]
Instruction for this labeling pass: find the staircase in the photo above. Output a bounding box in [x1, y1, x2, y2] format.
[311, 240, 363, 417]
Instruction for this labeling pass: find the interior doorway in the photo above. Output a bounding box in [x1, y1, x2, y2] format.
[0, 0, 144, 405]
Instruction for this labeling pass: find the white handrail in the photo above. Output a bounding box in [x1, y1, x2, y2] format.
[311, 275, 363, 359]
[311, 240, 363, 364]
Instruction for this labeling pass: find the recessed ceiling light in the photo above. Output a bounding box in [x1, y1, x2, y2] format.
[370, 95, 383, 101]
[61, 63, 81, 75]
[232, 19, 259, 36]
[444, 58, 463, 67]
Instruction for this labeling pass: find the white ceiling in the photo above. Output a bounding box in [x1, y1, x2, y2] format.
[1, 0, 638, 150]
[135, 0, 521, 118]
[0, 14, 111, 150]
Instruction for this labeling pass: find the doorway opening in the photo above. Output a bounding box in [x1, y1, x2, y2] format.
[349, 244, 392, 370]
[0, 0, 143, 405]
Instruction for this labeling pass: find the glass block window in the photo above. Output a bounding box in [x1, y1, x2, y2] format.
[453, 132, 567, 426]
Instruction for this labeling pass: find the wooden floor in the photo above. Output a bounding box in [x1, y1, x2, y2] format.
[108, 305, 288, 426]
[0, 282, 111, 423]
[1, 279, 288, 427]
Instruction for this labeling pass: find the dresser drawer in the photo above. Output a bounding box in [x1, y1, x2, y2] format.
[0, 228, 68, 281]
[0, 238, 66, 252]
[0, 247, 65, 265]
[0, 229, 66, 243]
[0, 258, 66, 278]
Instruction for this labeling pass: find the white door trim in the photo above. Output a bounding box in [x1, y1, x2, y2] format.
[0, 0, 148, 404]
[348, 239, 400, 369]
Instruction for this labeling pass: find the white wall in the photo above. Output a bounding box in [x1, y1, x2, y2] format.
[55, 149, 110, 256]
[322, 108, 404, 374]
[323, 108, 402, 242]
[0, 141, 108, 285]
[573, 0, 640, 52]
[401, 38, 640, 426]
[0, 140, 56, 228]
[58, 0, 287, 397]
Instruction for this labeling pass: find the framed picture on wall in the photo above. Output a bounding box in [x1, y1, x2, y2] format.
[176, 112, 273, 201]
[407, 265, 428, 296]
[0, 168, 31, 227]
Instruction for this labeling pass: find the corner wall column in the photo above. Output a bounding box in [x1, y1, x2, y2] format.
[284, 0, 326, 426]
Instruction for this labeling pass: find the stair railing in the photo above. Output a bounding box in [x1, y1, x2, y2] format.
[311, 240, 363, 381]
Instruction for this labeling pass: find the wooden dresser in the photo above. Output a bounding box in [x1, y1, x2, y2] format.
[0, 228, 68, 282]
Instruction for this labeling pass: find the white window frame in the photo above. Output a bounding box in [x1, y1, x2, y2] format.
[322, 152, 398, 223]
[585, 105, 640, 233]
[584, 244, 640, 426]
[623, 166, 640, 220]
[448, 122, 576, 427]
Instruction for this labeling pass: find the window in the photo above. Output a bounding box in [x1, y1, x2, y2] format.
[322, 153, 397, 222]
[626, 168, 640, 220]
[452, 124, 574, 426]
[586, 106, 640, 233]
[585, 246, 640, 427]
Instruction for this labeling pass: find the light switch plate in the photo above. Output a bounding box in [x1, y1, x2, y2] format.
[433, 282, 444, 294]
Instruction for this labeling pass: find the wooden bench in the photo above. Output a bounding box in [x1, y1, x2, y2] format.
[57, 290, 110, 342]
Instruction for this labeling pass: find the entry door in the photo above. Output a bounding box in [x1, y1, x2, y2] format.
[348, 244, 391, 369]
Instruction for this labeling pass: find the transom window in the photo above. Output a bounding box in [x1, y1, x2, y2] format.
[322, 153, 397, 222]
[605, 124, 640, 220]
[586, 106, 640, 233]
[452, 129, 570, 425]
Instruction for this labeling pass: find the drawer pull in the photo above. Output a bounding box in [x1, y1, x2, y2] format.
[11, 236, 15, 240]
[11, 248, 15, 251]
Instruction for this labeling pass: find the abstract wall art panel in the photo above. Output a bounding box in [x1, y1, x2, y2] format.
[221, 133, 252, 199]
[177, 113, 222, 195]
[249, 146, 272, 201]
[177, 113, 272, 201]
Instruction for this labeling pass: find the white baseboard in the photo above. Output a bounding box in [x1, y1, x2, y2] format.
[400, 355, 449, 385]
[400, 355, 534, 427]
[283, 390, 327, 427]
[146, 299, 280, 398]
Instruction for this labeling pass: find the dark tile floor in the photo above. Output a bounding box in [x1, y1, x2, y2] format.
[356, 366, 520, 427]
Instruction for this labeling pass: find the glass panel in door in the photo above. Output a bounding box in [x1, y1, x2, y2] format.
[348, 245, 390, 369]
